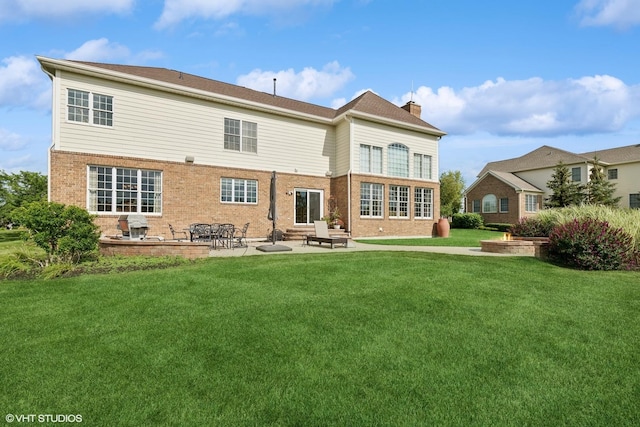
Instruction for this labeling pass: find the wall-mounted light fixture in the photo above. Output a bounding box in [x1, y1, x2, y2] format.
[325, 171, 333, 177]
[185, 155, 195, 163]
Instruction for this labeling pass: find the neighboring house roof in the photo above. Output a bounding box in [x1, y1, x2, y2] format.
[579, 144, 640, 165]
[478, 145, 591, 176]
[38, 56, 444, 136]
[464, 170, 543, 195]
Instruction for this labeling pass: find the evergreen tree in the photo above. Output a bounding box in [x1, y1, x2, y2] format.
[584, 156, 621, 207]
[545, 161, 583, 208]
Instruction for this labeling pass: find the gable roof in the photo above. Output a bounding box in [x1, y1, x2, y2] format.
[579, 144, 640, 165]
[38, 56, 444, 136]
[478, 145, 590, 176]
[465, 170, 543, 195]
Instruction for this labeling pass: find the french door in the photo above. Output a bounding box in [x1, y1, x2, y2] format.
[295, 189, 323, 225]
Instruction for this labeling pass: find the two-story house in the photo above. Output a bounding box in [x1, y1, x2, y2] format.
[465, 144, 640, 224]
[38, 56, 446, 239]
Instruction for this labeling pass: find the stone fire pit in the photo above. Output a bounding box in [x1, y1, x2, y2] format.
[480, 235, 549, 258]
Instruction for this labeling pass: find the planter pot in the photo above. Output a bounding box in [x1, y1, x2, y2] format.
[437, 218, 450, 238]
[333, 224, 341, 229]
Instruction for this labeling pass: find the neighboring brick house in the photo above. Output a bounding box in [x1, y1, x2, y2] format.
[465, 145, 640, 224]
[38, 56, 446, 239]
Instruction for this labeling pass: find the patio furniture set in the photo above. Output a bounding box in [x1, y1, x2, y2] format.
[169, 222, 249, 249]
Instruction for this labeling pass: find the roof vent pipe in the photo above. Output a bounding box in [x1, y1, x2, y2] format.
[273, 78, 276, 96]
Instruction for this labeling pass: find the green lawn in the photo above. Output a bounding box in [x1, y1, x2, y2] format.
[1, 252, 638, 426]
[358, 228, 505, 247]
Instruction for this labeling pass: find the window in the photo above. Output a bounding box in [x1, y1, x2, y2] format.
[472, 200, 481, 213]
[388, 143, 409, 177]
[630, 194, 640, 209]
[608, 169, 618, 180]
[525, 194, 538, 212]
[360, 145, 382, 174]
[414, 154, 432, 179]
[499, 197, 509, 213]
[482, 194, 497, 213]
[414, 187, 433, 219]
[224, 118, 257, 153]
[221, 178, 257, 204]
[571, 167, 581, 182]
[88, 166, 161, 214]
[360, 183, 384, 217]
[389, 185, 409, 218]
[68, 89, 113, 126]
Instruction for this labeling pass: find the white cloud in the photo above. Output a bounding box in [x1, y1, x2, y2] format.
[155, 0, 338, 29]
[63, 38, 164, 64]
[0, 0, 133, 22]
[395, 75, 640, 137]
[0, 56, 49, 110]
[236, 61, 354, 101]
[575, 0, 640, 29]
[0, 128, 27, 151]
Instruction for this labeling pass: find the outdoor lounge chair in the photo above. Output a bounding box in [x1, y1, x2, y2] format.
[306, 220, 348, 249]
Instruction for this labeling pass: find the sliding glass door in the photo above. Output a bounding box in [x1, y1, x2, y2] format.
[295, 189, 323, 225]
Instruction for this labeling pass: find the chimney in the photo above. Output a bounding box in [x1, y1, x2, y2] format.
[401, 101, 421, 119]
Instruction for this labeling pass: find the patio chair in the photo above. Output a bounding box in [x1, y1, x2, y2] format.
[306, 220, 348, 249]
[232, 223, 249, 248]
[215, 223, 235, 249]
[168, 224, 188, 241]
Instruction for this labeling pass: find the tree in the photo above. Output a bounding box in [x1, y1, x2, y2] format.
[545, 161, 583, 208]
[584, 156, 621, 207]
[440, 170, 465, 218]
[0, 170, 47, 226]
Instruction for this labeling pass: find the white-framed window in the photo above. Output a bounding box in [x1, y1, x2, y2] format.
[482, 194, 497, 213]
[220, 178, 257, 204]
[525, 194, 538, 212]
[88, 166, 161, 214]
[499, 197, 509, 213]
[571, 167, 581, 182]
[608, 169, 618, 180]
[68, 89, 113, 126]
[472, 200, 481, 213]
[388, 143, 409, 177]
[360, 144, 382, 174]
[389, 185, 409, 218]
[360, 183, 384, 217]
[414, 187, 433, 219]
[414, 154, 432, 179]
[224, 118, 257, 153]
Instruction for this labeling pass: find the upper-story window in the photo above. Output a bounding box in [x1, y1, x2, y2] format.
[571, 167, 581, 182]
[360, 144, 382, 174]
[414, 154, 432, 179]
[388, 143, 408, 177]
[608, 168, 618, 180]
[224, 118, 257, 153]
[68, 89, 113, 127]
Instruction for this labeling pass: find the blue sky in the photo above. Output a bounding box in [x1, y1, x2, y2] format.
[1, 0, 639, 187]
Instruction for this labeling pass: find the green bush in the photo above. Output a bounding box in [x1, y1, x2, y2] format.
[451, 213, 483, 229]
[12, 202, 100, 264]
[484, 223, 512, 232]
[548, 218, 635, 270]
[509, 217, 556, 237]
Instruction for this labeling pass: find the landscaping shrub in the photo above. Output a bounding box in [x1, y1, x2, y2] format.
[451, 213, 483, 229]
[548, 218, 635, 270]
[484, 223, 512, 232]
[509, 217, 556, 237]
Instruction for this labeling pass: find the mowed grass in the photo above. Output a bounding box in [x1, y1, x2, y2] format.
[358, 228, 504, 247]
[1, 252, 639, 426]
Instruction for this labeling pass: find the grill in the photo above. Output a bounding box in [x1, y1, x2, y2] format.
[117, 214, 149, 240]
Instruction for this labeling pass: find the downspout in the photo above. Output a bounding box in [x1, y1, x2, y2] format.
[40, 65, 57, 202]
[347, 115, 353, 236]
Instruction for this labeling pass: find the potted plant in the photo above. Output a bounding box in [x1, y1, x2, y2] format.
[323, 207, 342, 229]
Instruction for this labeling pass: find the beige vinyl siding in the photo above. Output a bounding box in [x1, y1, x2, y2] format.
[352, 118, 438, 181]
[55, 71, 334, 176]
[334, 119, 350, 176]
[608, 162, 640, 209]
